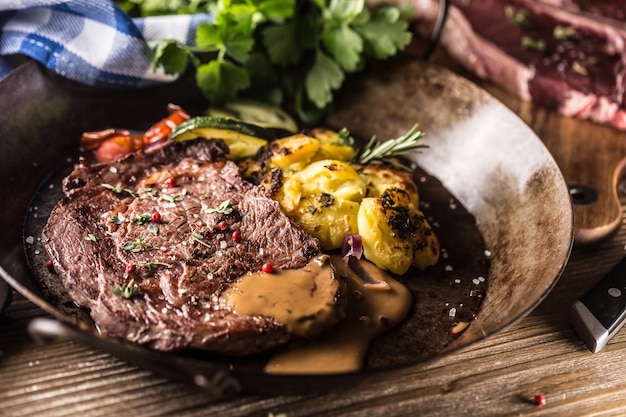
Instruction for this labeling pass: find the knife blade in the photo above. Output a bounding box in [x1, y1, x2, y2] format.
[570, 256, 626, 353]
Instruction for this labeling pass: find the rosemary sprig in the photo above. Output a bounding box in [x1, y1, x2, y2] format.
[355, 124, 427, 170]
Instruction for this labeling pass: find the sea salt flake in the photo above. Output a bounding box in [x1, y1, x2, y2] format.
[109, 166, 118, 174]
[449, 308, 457, 317]
[25, 236, 35, 244]
[472, 278, 481, 285]
[445, 265, 453, 272]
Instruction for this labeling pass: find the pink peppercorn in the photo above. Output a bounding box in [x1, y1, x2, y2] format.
[262, 262, 273, 273]
[151, 211, 162, 223]
[126, 263, 136, 274]
[232, 230, 241, 243]
[165, 177, 176, 188]
[534, 394, 546, 406]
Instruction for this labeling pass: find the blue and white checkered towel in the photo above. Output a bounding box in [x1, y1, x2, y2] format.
[0, 0, 213, 87]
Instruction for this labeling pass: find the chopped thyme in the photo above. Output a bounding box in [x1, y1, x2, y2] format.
[521, 36, 546, 52]
[125, 189, 141, 198]
[138, 261, 173, 269]
[148, 224, 159, 236]
[553, 25, 575, 40]
[131, 213, 152, 225]
[112, 279, 139, 299]
[161, 193, 182, 203]
[102, 183, 123, 193]
[505, 6, 530, 28]
[122, 236, 157, 253]
[205, 199, 234, 215]
[190, 233, 212, 248]
[102, 183, 140, 198]
[109, 215, 123, 225]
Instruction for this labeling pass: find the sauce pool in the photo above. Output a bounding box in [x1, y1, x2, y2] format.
[265, 255, 412, 374]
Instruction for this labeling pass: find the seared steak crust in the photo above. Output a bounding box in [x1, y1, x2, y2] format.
[42, 140, 327, 355]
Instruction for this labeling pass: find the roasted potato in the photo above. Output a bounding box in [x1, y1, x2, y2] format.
[358, 163, 420, 207]
[278, 160, 366, 249]
[308, 128, 357, 163]
[268, 133, 321, 172]
[357, 188, 439, 275]
[240, 129, 440, 274]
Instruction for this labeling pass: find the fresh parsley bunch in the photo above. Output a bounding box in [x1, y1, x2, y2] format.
[145, 0, 413, 123]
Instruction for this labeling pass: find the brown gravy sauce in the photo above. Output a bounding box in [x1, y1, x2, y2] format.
[265, 255, 412, 374]
[222, 255, 341, 338]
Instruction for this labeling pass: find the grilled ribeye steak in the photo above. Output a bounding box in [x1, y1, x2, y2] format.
[42, 139, 344, 355]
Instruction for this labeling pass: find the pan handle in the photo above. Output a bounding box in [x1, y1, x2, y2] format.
[28, 317, 242, 398]
[422, 0, 450, 61]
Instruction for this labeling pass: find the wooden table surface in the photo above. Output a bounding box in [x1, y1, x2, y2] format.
[4, 56, 626, 416]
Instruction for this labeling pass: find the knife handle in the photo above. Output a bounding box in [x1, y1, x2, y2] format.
[570, 256, 626, 353]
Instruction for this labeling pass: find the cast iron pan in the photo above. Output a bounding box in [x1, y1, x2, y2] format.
[0, 58, 573, 397]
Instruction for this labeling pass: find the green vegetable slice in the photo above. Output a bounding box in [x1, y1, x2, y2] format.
[169, 116, 271, 160]
[207, 99, 298, 134]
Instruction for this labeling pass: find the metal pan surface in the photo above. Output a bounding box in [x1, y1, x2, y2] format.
[0, 59, 573, 396]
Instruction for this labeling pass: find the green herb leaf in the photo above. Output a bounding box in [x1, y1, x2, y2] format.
[86, 233, 98, 242]
[196, 59, 250, 105]
[138, 261, 173, 269]
[322, 23, 363, 72]
[148, 224, 160, 236]
[328, 0, 365, 20]
[122, 236, 157, 253]
[147, 0, 412, 120]
[151, 39, 197, 74]
[112, 279, 139, 299]
[160, 193, 182, 203]
[505, 6, 530, 28]
[102, 183, 124, 194]
[305, 49, 344, 109]
[553, 25, 575, 40]
[521, 36, 546, 52]
[131, 213, 152, 225]
[190, 233, 212, 248]
[101, 183, 140, 198]
[109, 215, 123, 225]
[261, 20, 303, 66]
[195, 21, 223, 52]
[354, 7, 412, 60]
[205, 199, 234, 214]
[256, 0, 295, 20]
